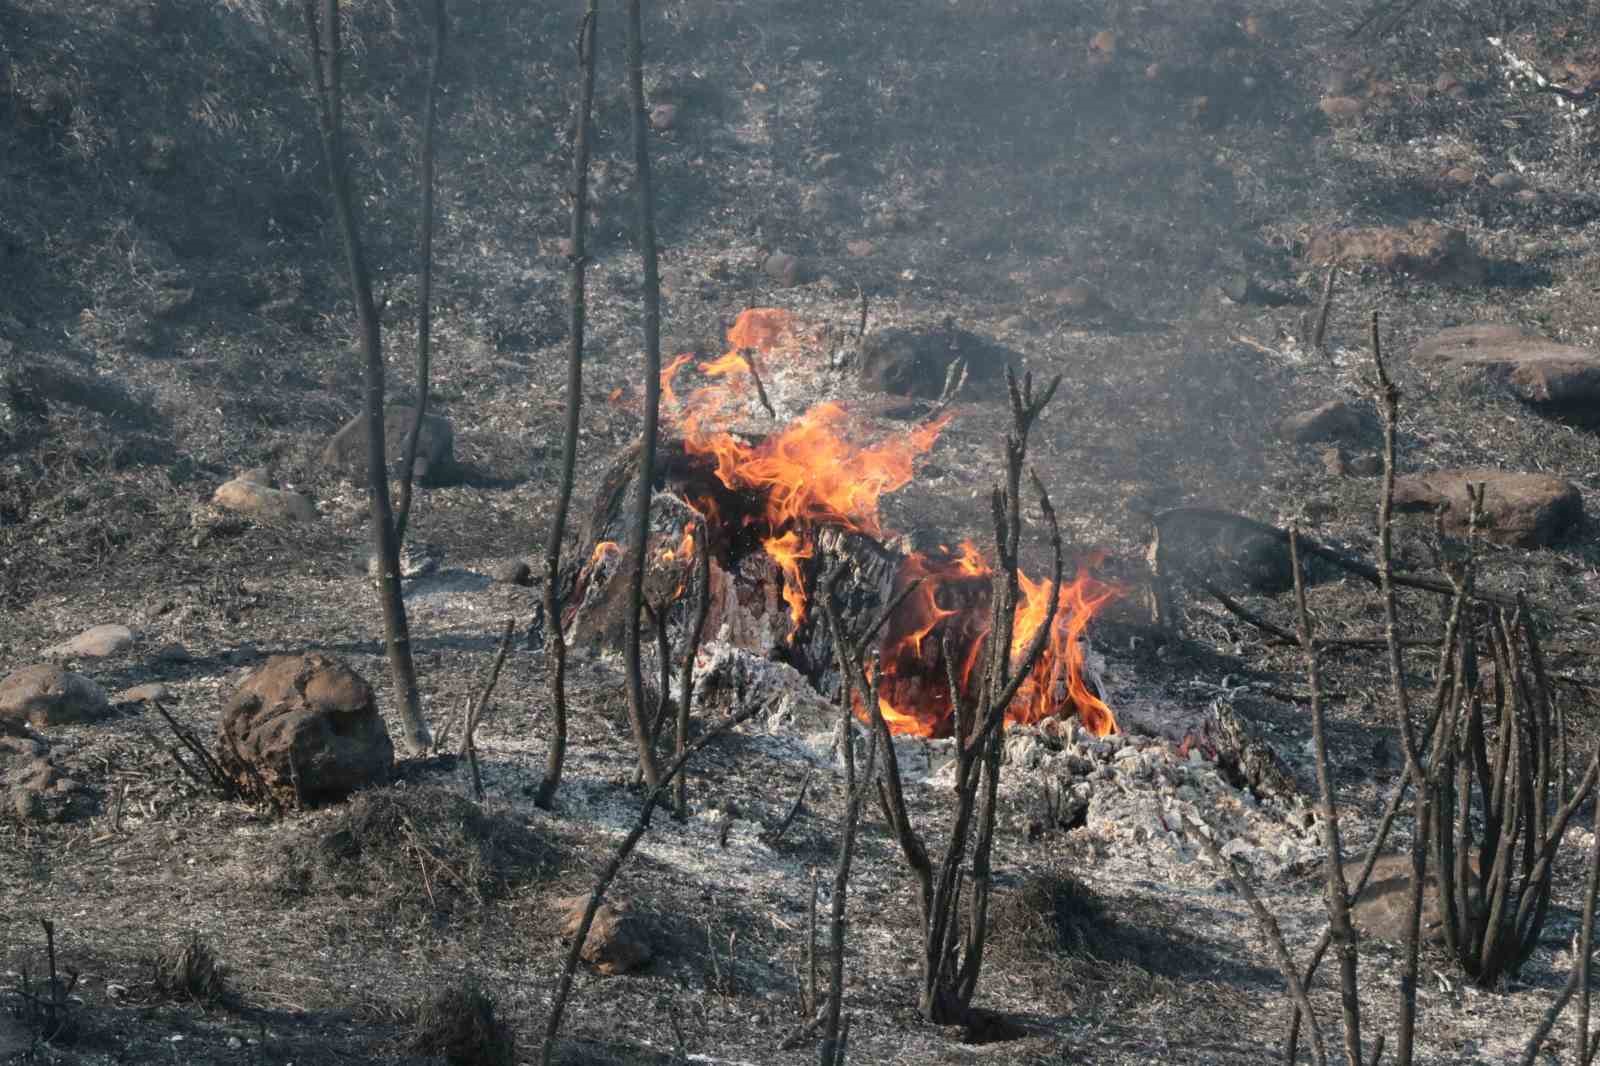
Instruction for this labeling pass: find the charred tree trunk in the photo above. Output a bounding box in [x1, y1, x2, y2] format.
[621, 0, 665, 790]
[394, 0, 448, 546]
[304, 0, 429, 754]
[535, 0, 599, 812]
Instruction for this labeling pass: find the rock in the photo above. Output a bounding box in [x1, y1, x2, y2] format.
[1413, 324, 1600, 411]
[216, 653, 395, 805]
[1048, 284, 1108, 313]
[1489, 171, 1525, 192]
[114, 682, 172, 705]
[1440, 166, 1476, 187]
[1279, 400, 1373, 444]
[212, 478, 318, 523]
[1318, 95, 1365, 121]
[1305, 223, 1484, 285]
[237, 465, 272, 486]
[1393, 469, 1583, 548]
[845, 239, 876, 258]
[557, 895, 654, 975]
[1346, 453, 1383, 478]
[0, 665, 111, 729]
[1434, 74, 1469, 99]
[762, 252, 804, 287]
[1346, 853, 1473, 944]
[1321, 446, 1348, 476]
[321, 405, 455, 485]
[857, 323, 1011, 399]
[8, 756, 95, 823]
[491, 559, 533, 587]
[0, 716, 47, 770]
[648, 103, 678, 131]
[43, 623, 136, 660]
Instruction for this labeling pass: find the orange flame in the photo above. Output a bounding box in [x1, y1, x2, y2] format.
[646, 307, 1117, 737]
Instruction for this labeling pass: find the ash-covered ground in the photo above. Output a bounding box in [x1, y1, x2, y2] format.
[4, 0, 1600, 1063]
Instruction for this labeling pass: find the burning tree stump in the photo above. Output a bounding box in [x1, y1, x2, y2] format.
[562, 434, 1117, 739]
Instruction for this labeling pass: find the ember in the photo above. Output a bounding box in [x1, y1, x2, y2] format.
[608, 308, 1118, 737]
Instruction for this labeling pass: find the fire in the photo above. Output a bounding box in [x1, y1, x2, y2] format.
[663, 310, 950, 634]
[589, 540, 621, 567]
[646, 307, 1117, 737]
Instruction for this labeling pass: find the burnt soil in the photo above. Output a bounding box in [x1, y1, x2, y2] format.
[3, 0, 1600, 1063]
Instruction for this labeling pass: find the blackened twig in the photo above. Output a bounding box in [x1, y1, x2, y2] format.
[463, 618, 516, 801]
[740, 348, 777, 419]
[760, 768, 813, 847]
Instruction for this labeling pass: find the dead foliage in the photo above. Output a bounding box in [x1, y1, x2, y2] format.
[271, 785, 555, 918]
[148, 935, 230, 1007]
[410, 977, 515, 1066]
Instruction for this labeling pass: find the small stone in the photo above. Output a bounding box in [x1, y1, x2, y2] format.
[763, 252, 804, 287]
[1345, 453, 1383, 478]
[43, 624, 136, 660]
[114, 682, 172, 705]
[213, 478, 318, 523]
[845, 239, 876, 258]
[648, 103, 678, 131]
[1319, 96, 1365, 121]
[1441, 166, 1476, 186]
[1320, 446, 1348, 476]
[492, 559, 534, 587]
[1049, 284, 1105, 312]
[1488, 171, 1525, 192]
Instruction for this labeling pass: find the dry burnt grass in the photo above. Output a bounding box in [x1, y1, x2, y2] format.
[4, 0, 1600, 1061]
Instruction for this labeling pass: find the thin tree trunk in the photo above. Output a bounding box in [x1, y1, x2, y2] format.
[1289, 528, 1363, 1065]
[534, 0, 599, 812]
[304, 0, 429, 754]
[620, 0, 663, 790]
[394, 0, 446, 546]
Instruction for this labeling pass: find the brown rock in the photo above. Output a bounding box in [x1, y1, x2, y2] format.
[1049, 284, 1106, 312]
[0, 665, 111, 729]
[114, 682, 172, 705]
[43, 623, 136, 660]
[648, 103, 678, 131]
[1279, 400, 1373, 444]
[213, 478, 318, 523]
[762, 252, 804, 287]
[8, 756, 94, 823]
[1413, 323, 1600, 409]
[845, 239, 876, 258]
[321, 405, 455, 485]
[217, 653, 394, 805]
[1346, 453, 1383, 478]
[1304, 222, 1484, 284]
[1319, 95, 1365, 121]
[1346, 853, 1471, 944]
[1440, 166, 1476, 187]
[1489, 171, 1525, 192]
[1320, 446, 1348, 477]
[557, 895, 653, 975]
[1392, 469, 1583, 548]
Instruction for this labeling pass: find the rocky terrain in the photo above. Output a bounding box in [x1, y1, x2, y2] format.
[4, 0, 1600, 1063]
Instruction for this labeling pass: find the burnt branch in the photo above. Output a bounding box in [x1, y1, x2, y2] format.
[1290, 528, 1363, 1066]
[462, 618, 515, 802]
[393, 0, 447, 546]
[1188, 811, 1328, 1066]
[620, 0, 666, 791]
[676, 516, 711, 818]
[302, 0, 429, 754]
[534, 0, 599, 812]
[538, 700, 764, 1066]
[739, 348, 778, 420]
